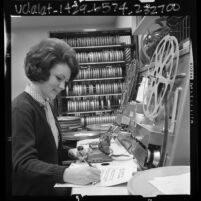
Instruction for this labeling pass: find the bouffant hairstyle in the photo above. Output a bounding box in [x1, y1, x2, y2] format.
[24, 38, 79, 82]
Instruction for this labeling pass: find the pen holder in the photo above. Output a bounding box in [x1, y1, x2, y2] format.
[77, 146, 88, 161]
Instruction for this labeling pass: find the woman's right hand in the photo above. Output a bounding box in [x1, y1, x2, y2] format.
[63, 165, 101, 185]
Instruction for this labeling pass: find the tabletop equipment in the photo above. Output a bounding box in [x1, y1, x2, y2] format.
[98, 33, 182, 169]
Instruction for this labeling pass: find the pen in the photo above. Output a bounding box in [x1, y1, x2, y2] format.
[79, 151, 94, 167]
[78, 151, 99, 185]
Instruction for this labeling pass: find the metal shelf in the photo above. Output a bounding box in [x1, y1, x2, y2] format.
[74, 44, 134, 51]
[50, 28, 132, 37]
[60, 93, 122, 99]
[73, 77, 124, 82]
[67, 109, 115, 114]
[79, 61, 126, 66]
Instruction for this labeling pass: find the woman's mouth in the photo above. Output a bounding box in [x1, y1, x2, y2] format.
[53, 89, 60, 95]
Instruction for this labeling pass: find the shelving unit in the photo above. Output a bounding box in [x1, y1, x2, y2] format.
[50, 28, 135, 127]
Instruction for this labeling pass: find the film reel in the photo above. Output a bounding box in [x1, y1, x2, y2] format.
[143, 35, 179, 119]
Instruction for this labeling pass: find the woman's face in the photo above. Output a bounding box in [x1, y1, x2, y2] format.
[39, 63, 71, 100]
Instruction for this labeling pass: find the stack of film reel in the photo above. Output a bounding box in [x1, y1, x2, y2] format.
[81, 114, 116, 126]
[57, 116, 82, 133]
[75, 66, 122, 79]
[67, 95, 121, 112]
[66, 82, 123, 96]
[64, 35, 131, 47]
[76, 50, 124, 63]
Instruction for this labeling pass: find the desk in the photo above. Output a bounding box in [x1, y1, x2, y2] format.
[127, 166, 190, 197]
[71, 166, 190, 196]
[71, 184, 128, 196]
[60, 136, 190, 196]
[70, 138, 137, 196]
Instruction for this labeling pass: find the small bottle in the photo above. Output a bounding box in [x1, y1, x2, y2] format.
[77, 146, 87, 161]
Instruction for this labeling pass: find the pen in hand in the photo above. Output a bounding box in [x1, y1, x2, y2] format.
[77, 146, 100, 185]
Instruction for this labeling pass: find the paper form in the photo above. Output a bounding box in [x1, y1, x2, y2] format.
[149, 172, 190, 195]
[110, 138, 133, 157]
[55, 159, 137, 188]
[99, 165, 133, 186]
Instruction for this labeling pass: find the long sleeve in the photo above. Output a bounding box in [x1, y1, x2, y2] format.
[12, 106, 66, 183]
[12, 93, 68, 195]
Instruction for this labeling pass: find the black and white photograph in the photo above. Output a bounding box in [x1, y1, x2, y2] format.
[4, 0, 197, 200]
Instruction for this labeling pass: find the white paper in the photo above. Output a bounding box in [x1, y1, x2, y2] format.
[55, 159, 137, 188]
[110, 139, 132, 156]
[77, 138, 99, 146]
[99, 165, 132, 186]
[76, 138, 99, 150]
[109, 139, 133, 160]
[149, 173, 190, 195]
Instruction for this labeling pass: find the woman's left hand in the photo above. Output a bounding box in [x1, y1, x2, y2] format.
[68, 148, 88, 161]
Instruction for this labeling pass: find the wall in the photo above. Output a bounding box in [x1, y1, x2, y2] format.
[11, 22, 116, 100]
[11, 28, 47, 99]
[115, 16, 132, 29]
[115, 16, 137, 33]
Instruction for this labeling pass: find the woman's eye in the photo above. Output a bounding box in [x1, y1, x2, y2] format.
[56, 76, 62, 81]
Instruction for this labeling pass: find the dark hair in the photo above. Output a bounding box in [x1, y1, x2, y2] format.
[24, 38, 79, 82]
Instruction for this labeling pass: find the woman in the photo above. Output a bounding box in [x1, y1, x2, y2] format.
[12, 38, 101, 196]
